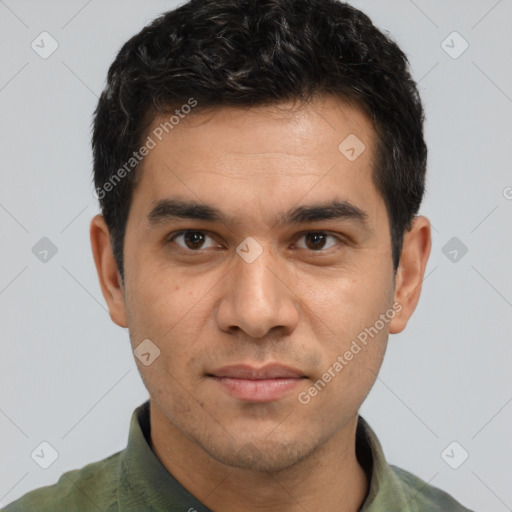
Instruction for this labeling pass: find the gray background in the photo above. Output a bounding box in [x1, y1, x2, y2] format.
[1, 1, 511, 510]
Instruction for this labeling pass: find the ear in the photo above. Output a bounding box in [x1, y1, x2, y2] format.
[389, 215, 432, 334]
[90, 214, 128, 328]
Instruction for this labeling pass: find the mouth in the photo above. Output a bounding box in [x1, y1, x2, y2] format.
[207, 364, 308, 402]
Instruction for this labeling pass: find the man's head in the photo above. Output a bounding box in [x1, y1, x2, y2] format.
[92, 0, 427, 284]
[90, 0, 431, 474]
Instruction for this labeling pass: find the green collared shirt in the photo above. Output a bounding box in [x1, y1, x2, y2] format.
[2, 400, 473, 511]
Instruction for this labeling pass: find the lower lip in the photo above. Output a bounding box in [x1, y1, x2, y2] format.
[211, 377, 303, 402]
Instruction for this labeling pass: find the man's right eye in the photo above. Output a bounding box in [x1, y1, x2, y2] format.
[166, 230, 220, 251]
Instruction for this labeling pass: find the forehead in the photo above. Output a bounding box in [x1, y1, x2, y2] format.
[129, 95, 384, 231]
[140, 95, 376, 167]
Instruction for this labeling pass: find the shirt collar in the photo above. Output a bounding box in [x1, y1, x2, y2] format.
[117, 400, 210, 511]
[355, 415, 411, 511]
[116, 400, 411, 511]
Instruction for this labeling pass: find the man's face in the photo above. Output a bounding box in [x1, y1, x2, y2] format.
[120, 96, 397, 471]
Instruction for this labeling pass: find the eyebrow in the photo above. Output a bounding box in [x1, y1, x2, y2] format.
[146, 198, 371, 232]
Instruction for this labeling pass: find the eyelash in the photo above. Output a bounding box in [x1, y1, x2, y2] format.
[165, 230, 346, 254]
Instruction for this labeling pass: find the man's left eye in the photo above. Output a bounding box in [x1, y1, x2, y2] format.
[294, 232, 342, 251]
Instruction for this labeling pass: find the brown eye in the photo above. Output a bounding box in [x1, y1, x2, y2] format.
[167, 230, 217, 251]
[295, 232, 341, 251]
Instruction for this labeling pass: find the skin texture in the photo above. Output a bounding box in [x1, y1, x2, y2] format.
[90, 94, 431, 511]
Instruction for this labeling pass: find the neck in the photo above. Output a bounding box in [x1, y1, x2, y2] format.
[149, 404, 369, 512]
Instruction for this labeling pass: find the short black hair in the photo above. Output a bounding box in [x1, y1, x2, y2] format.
[92, 0, 427, 283]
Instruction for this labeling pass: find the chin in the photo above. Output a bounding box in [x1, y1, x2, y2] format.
[202, 436, 319, 473]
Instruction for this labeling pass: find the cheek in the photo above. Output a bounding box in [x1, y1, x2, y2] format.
[304, 267, 391, 335]
[300, 264, 392, 388]
[301, 309, 389, 418]
[127, 259, 201, 327]
[125, 266, 219, 373]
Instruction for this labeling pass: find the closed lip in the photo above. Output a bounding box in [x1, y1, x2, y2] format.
[207, 364, 306, 380]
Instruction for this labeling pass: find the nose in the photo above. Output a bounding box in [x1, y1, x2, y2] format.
[215, 243, 301, 340]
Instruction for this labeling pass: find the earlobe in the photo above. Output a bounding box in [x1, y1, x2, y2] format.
[389, 216, 432, 335]
[90, 214, 129, 328]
